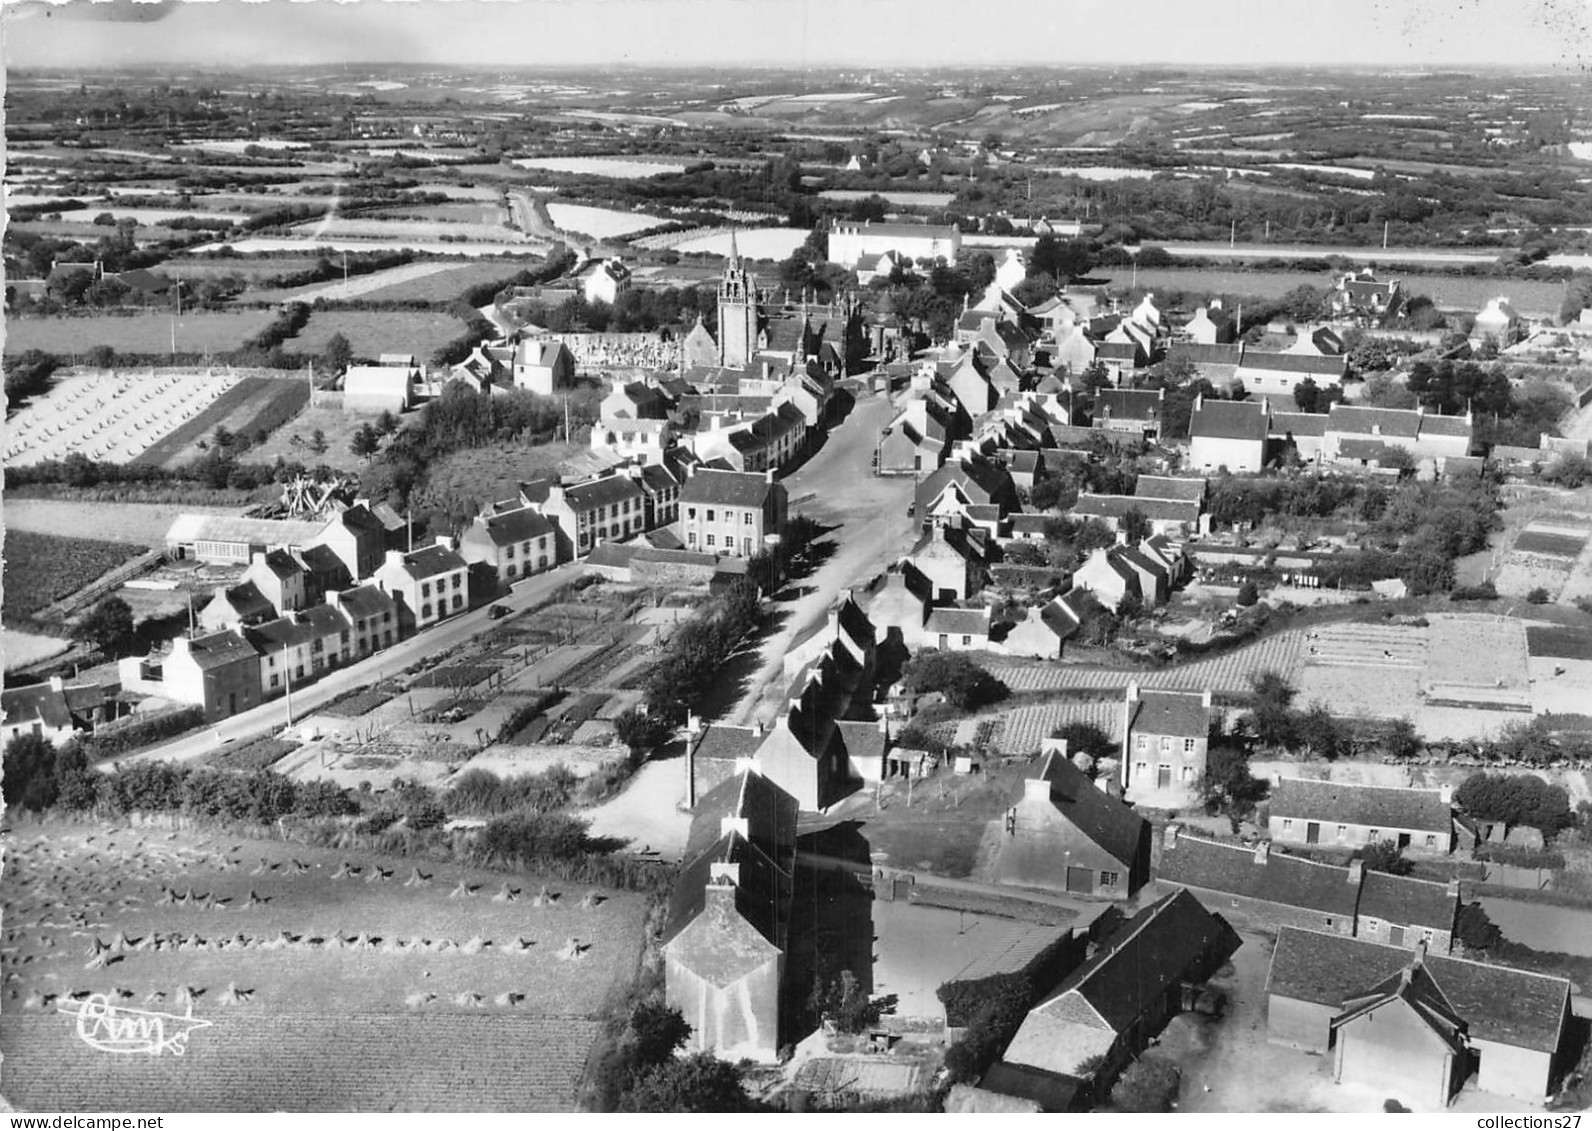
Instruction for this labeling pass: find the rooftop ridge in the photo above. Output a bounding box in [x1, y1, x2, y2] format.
[1174, 832, 1356, 875]
[1277, 775, 1442, 795]
[1276, 925, 1572, 986]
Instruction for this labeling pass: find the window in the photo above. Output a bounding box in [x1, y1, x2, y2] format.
[507, 564, 519, 578]
[1183, 737, 1196, 753]
[1282, 819, 1293, 832]
[1425, 834, 1436, 848]
[1135, 761, 1147, 779]
[421, 604, 432, 618]
[1326, 917, 1334, 928]
[707, 509, 716, 522]
[421, 583, 431, 598]
[1159, 736, 1172, 753]
[688, 533, 698, 547]
[1135, 735, 1147, 752]
[270, 675, 280, 689]
[707, 534, 716, 547]
[340, 631, 350, 646]
[687, 507, 697, 520]
[1336, 824, 1347, 839]
[961, 635, 972, 646]
[506, 544, 516, 558]
[453, 595, 462, 610]
[312, 639, 324, 653]
[1368, 828, 1379, 841]
[1182, 765, 1194, 781]
[743, 512, 753, 525]
[1100, 871, 1119, 887]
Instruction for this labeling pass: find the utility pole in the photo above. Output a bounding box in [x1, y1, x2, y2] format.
[283, 643, 294, 727]
[1383, 220, 1390, 251]
[1230, 219, 1236, 249]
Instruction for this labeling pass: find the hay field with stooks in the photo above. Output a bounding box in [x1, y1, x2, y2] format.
[0, 822, 645, 1112]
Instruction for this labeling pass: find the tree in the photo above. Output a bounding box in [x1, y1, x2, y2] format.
[86, 344, 117, 369]
[613, 708, 672, 758]
[1378, 717, 1421, 761]
[1196, 741, 1269, 822]
[810, 968, 898, 1034]
[322, 332, 353, 374]
[1455, 902, 1501, 952]
[375, 409, 400, 436]
[77, 596, 136, 656]
[1378, 445, 1416, 473]
[620, 1001, 690, 1075]
[619, 1054, 756, 1113]
[310, 428, 329, 455]
[1111, 1055, 1181, 1113]
[1122, 507, 1151, 545]
[1293, 377, 1322, 414]
[902, 651, 1008, 711]
[3, 733, 61, 811]
[1358, 839, 1414, 876]
[1051, 721, 1116, 759]
[1527, 586, 1551, 605]
[1235, 580, 1259, 607]
[1295, 703, 1347, 760]
[1248, 670, 1297, 749]
[349, 423, 381, 459]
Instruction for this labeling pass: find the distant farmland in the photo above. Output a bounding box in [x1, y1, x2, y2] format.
[1103, 267, 1567, 317]
[3, 310, 279, 357]
[295, 309, 475, 361]
[133, 376, 312, 468]
[2, 530, 144, 622]
[248, 258, 543, 306]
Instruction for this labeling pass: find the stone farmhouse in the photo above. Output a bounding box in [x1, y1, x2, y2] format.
[1267, 777, 1456, 853]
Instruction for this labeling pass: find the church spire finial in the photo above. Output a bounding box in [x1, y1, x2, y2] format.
[728, 228, 740, 266]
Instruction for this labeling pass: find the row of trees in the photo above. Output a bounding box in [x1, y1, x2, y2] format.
[641, 580, 762, 723]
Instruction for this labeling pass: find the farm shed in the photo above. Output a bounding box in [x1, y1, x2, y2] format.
[1265, 927, 1571, 1104]
[343, 365, 416, 414]
[165, 514, 325, 565]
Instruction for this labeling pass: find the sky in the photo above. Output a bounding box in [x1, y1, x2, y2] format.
[2, 0, 1588, 71]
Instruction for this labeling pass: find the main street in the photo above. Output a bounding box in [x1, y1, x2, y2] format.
[129, 562, 583, 765]
[727, 385, 917, 725]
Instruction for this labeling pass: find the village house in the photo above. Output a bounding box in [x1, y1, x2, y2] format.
[237, 549, 313, 617]
[120, 630, 262, 722]
[995, 889, 1240, 1103]
[590, 416, 675, 465]
[325, 585, 399, 659]
[1269, 410, 1329, 464]
[165, 515, 325, 567]
[1094, 341, 1145, 384]
[1166, 342, 1245, 388]
[512, 338, 577, 395]
[245, 605, 351, 698]
[1321, 404, 1474, 470]
[0, 677, 100, 748]
[679, 468, 788, 558]
[526, 473, 648, 559]
[1157, 828, 1458, 951]
[1073, 545, 1142, 612]
[1473, 296, 1520, 343]
[1332, 270, 1403, 321]
[1049, 323, 1098, 374]
[991, 745, 1150, 899]
[310, 504, 390, 583]
[1265, 928, 1571, 1105]
[197, 580, 278, 633]
[999, 591, 1086, 660]
[1235, 350, 1347, 397]
[581, 258, 632, 306]
[903, 523, 988, 602]
[914, 456, 1020, 523]
[1120, 684, 1213, 808]
[373, 542, 470, 634]
[1189, 395, 1271, 474]
[858, 563, 934, 651]
[600, 379, 672, 421]
[1268, 777, 1455, 853]
[664, 770, 798, 1063]
[1070, 494, 1203, 540]
[458, 505, 557, 587]
[1181, 304, 1237, 345]
[923, 605, 992, 652]
[879, 393, 957, 476]
[1092, 389, 1164, 438]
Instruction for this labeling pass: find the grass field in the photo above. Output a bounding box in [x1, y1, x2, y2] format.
[1, 500, 243, 548]
[2, 311, 279, 358]
[248, 259, 540, 307]
[0, 820, 643, 1112]
[129, 377, 310, 469]
[163, 256, 326, 280]
[1, 530, 145, 622]
[294, 309, 474, 361]
[1108, 267, 1568, 316]
[246, 403, 391, 472]
[415, 443, 583, 517]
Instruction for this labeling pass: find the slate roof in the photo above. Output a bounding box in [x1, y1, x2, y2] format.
[1134, 475, 1207, 503]
[1031, 752, 1146, 868]
[663, 836, 786, 983]
[1328, 405, 1423, 439]
[1191, 398, 1269, 442]
[1270, 778, 1451, 834]
[1009, 513, 1054, 536]
[474, 507, 555, 547]
[166, 514, 324, 548]
[925, 607, 991, 637]
[1169, 342, 1244, 366]
[1238, 351, 1347, 376]
[1095, 341, 1143, 363]
[585, 543, 636, 570]
[1026, 888, 1236, 1035]
[395, 544, 468, 580]
[1072, 494, 1202, 524]
[680, 468, 775, 508]
[185, 630, 260, 671]
[297, 544, 349, 578]
[1094, 389, 1161, 421]
[1128, 689, 1209, 738]
[333, 584, 396, 621]
[2, 682, 76, 731]
[215, 581, 275, 621]
[1266, 927, 1570, 1054]
[1338, 438, 1387, 460]
[692, 723, 768, 764]
[1419, 413, 1473, 437]
[1269, 411, 1329, 437]
[1158, 832, 1360, 917]
[1357, 871, 1458, 933]
[979, 1063, 1081, 1113]
[563, 475, 645, 511]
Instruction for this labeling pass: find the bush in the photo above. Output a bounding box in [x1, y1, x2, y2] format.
[82, 707, 207, 762]
[1111, 1055, 1181, 1113]
[1527, 587, 1552, 605]
[1450, 582, 1499, 602]
[445, 764, 577, 816]
[1235, 580, 1259, 607]
[902, 651, 1008, 712]
[470, 811, 602, 867]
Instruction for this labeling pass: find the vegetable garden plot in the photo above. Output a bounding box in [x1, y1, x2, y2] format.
[1526, 625, 1592, 660]
[408, 665, 498, 690]
[1514, 529, 1590, 558]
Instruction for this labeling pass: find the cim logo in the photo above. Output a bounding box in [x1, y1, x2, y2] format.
[61, 994, 213, 1056]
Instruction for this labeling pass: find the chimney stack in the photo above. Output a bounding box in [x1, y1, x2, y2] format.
[1347, 859, 1365, 885]
[1164, 824, 1180, 850]
[1253, 840, 1270, 865]
[1439, 784, 1453, 805]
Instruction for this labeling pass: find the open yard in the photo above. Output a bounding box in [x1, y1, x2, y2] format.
[294, 309, 475, 362]
[246, 402, 393, 472]
[2, 311, 278, 358]
[2, 530, 145, 623]
[0, 819, 646, 1112]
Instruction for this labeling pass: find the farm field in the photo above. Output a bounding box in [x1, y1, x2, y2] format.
[544, 202, 665, 239]
[2, 310, 279, 357]
[0, 820, 645, 1111]
[1, 628, 73, 671]
[986, 629, 1308, 695]
[1, 499, 244, 547]
[288, 217, 531, 245]
[139, 376, 313, 468]
[294, 309, 474, 361]
[1, 530, 144, 622]
[368, 202, 508, 226]
[666, 226, 808, 259]
[511, 156, 688, 178]
[213, 237, 544, 257]
[1137, 240, 1502, 266]
[246, 403, 391, 472]
[162, 256, 326, 281]
[817, 189, 957, 207]
[1110, 268, 1568, 316]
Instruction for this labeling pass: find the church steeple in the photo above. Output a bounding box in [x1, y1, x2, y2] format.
[728, 228, 741, 268]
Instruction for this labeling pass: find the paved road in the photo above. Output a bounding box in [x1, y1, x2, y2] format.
[728, 388, 917, 725]
[508, 189, 594, 263]
[127, 563, 583, 766]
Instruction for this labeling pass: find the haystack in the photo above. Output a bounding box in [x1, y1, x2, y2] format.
[555, 937, 587, 961]
[331, 862, 359, 880]
[404, 992, 436, 1009]
[453, 991, 483, 1008]
[434, 938, 459, 954]
[217, 983, 253, 1005]
[289, 859, 310, 874]
[381, 937, 407, 954]
[366, 867, 393, 884]
[241, 890, 267, 909]
[491, 882, 519, 904]
[174, 985, 201, 1007]
[320, 934, 345, 951]
[580, 891, 606, 910]
[108, 931, 136, 952]
[405, 935, 430, 952]
[84, 936, 111, 961]
[448, 881, 475, 899]
[494, 991, 524, 1007]
[459, 935, 489, 956]
[350, 932, 376, 950]
[403, 868, 432, 888]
